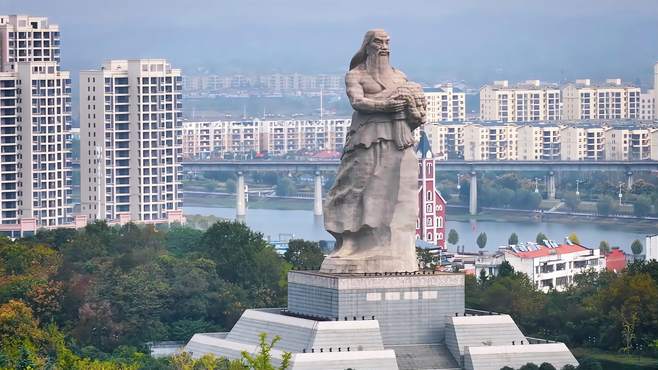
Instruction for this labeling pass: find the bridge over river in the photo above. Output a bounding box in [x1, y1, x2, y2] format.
[182, 160, 658, 216]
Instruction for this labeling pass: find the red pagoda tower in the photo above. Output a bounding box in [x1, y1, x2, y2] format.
[416, 131, 447, 249]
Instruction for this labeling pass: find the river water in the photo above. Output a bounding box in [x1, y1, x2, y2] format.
[183, 206, 652, 254]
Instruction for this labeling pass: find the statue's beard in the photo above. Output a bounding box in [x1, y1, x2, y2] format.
[366, 53, 393, 89]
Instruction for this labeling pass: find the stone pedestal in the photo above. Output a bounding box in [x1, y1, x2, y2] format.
[288, 271, 465, 345]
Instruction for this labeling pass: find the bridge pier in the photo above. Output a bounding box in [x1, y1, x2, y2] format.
[547, 171, 556, 200]
[313, 171, 323, 217]
[469, 171, 477, 215]
[626, 171, 634, 191]
[236, 171, 246, 219]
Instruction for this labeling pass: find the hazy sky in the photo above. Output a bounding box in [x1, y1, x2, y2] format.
[7, 0, 658, 86]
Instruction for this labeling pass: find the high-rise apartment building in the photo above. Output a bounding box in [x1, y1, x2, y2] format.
[423, 122, 465, 159]
[424, 85, 466, 122]
[0, 15, 72, 236]
[655, 63, 658, 121]
[0, 62, 72, 230]
[80, 59, 183, 223]
[463, 123, 517, 160]
[517, 124, 562, 160]
[562, 79, 640, 120]
[480, 80, 561, 122]
[605, 127, 653, 161]
[0, 15, 60, 71]
[181, 119, 351, 158]
[640, 90, 655, 121]
[561, 126, 607, 160]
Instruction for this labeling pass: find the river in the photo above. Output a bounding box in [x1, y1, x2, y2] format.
[183, 206, 652, 254]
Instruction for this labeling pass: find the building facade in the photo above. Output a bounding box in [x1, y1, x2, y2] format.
[463, 123, 518, 160]
[181, 119, 351, 158]
[480, 80, 561, 123]
[0, 62, 72, 230]
[640, 90, 655, 121]
[0, 14, 72, 235]
[604, 127, 653, 160]
[415, 132, 447, 249]
[0, 15, 60, 72]
[80, 59, 183, 223]
[517, 124, 561, 160]
[560, 126, 607, 160]
[424, 85, 466, 123]
[504, 242, 605, 292]
[562, 79, 640, 120]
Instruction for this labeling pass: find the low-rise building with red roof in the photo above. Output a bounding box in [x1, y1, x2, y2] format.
[503, 241, 605, 292]
[605, 247, 627, 273]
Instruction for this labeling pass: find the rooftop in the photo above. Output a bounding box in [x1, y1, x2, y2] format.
[508, 243, 589, 259]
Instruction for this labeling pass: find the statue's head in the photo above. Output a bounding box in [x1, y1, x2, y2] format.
[350, 29, 390, 70]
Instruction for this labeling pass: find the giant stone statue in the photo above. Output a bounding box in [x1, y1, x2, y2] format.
[321, 29, 427, 273]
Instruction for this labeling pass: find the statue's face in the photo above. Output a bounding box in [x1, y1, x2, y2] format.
[366, 31, 390, 58]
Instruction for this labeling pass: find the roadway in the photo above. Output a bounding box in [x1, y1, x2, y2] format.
[181, 159, 658, 173]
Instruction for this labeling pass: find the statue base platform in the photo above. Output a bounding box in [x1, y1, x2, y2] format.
[320, 254, 418, 274]
[288, 270, 465, 345]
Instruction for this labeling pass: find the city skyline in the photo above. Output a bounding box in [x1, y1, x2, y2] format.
[5, 0, 658, 87]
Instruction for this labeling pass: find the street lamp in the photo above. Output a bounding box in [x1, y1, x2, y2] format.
[456, 173, 461, 191]
[618, 182, 623, 206]
[576, 179, 582, 197]
[534, 177, 540, 193]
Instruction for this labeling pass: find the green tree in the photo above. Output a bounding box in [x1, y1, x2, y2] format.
[205, 181, 217, 192]
[561, 365, 576, 370]
[241, 333, 291, 370]
[633, 195, 651, 217]
[536, 232, 548, 246]
[568, 233, 580, 245]
[576, 358, 602, 370]
[226, 179, 237, 194]
[166, 224, 203, 255]
[283, 239, 324, 270]
[500, 367, 514, 370]
[596, 195, 617, 216]
[275, 178, 296, 196]
[498, 261, 515, 278]
[563, 191, 580, 212]
[448, 229, 459, 247]
[518, 362, 539, 370]
[631, 239, 643, 256]
[539, 363, 557, 370]
[476, 232, 487, 252]
[508, 233, 519, 246]
[598, 241, 611, 255]
[417, 248, 436, 270]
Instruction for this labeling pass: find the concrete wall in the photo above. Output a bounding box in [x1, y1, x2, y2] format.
[288, 272, 465, 346]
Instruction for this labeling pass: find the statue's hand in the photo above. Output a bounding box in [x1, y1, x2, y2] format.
[382, 98, 405, 112]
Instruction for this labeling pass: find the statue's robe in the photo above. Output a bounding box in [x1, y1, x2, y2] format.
[322, 69, 423, 273]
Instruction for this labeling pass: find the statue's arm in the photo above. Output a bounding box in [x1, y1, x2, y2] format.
[345, 72, 403, 113]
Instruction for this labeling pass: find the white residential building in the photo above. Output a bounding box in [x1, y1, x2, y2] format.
[504, 242, 605, 292]
[80, 59, 184, 224]
[517, 124, 562, 160]
[463, 123, 517, 160]
[181, 119, 351, 158]
[560, 126, 607, 160]
[605, 127, 653, 161]
[480, 80, 561, 123]
[655, 63, 658, 121]
[0, 62, 72, 231]
[640, 90, 655, 121]
[562, 79, 641, 120]
[0, 15, 61, 72]
[424, 85, 466, 122]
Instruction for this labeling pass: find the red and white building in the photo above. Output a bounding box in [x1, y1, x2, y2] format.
[503, 241, 605, 292]
[415, 131, 447, 249]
